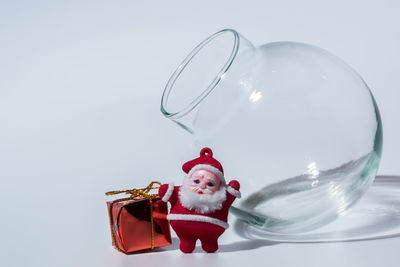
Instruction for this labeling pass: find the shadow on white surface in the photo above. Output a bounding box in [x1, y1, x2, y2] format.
[232, 175, 400, 245]
[218, 239, 278, 252]
[129, 237, 278, 254]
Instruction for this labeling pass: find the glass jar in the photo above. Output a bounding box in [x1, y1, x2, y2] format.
[160, 29, 382, 234]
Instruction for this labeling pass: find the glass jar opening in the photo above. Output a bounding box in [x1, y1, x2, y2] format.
[161, 29, 239, 119]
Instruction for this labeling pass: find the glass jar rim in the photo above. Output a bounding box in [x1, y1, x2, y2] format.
[160, 29, 240, 119]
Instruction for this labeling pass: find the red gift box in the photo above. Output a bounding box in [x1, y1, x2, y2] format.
[106, 182, 171, 253]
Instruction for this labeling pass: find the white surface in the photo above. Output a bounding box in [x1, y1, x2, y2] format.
[1, 1, 399, 266]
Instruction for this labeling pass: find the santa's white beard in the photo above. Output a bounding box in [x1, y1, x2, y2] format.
[179, 181, 227, 214]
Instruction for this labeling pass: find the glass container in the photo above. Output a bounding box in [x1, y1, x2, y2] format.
[160, 29, 382, 234]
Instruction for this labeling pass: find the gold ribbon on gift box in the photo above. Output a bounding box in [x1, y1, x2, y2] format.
[105, 181, 161, 252]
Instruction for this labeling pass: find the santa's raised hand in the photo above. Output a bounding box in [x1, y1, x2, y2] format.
[158, 147, 241, 253]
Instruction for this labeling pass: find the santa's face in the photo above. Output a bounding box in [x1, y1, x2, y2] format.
[187, 169, 221, 195]
[179, 168, 226, 214]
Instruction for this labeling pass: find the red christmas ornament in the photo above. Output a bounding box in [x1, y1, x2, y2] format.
[159, 147, 241, 253]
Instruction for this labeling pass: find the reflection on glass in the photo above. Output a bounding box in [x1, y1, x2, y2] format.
[161, 29, 382, 234]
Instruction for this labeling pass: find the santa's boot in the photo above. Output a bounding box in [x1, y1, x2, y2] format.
[179, 237, 196, 253]
[200, 237, 219, 253]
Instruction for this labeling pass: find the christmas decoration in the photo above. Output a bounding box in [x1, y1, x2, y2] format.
[159, 147, 241, 253]
[106, 182, 172, 254]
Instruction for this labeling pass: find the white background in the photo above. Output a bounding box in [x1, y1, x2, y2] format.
[0, 1, 399, 266]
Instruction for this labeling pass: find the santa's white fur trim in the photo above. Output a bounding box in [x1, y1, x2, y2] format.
[226, 185, 241, 199]
[187, 164, 226, 185]
[179, 183, 227, 213]
[166, 214, 229, 229]
[161, 183, 174, 202]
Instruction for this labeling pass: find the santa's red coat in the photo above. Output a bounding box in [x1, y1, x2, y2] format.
[158, 180, 240, 253]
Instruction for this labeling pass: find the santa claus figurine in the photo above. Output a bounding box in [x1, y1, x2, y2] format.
[158, 147, 241, 253]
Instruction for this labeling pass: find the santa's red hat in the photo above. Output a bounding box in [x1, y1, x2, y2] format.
[182, 147, 225, 184]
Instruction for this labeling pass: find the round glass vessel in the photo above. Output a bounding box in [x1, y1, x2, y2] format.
[161, 29, 382, 234]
